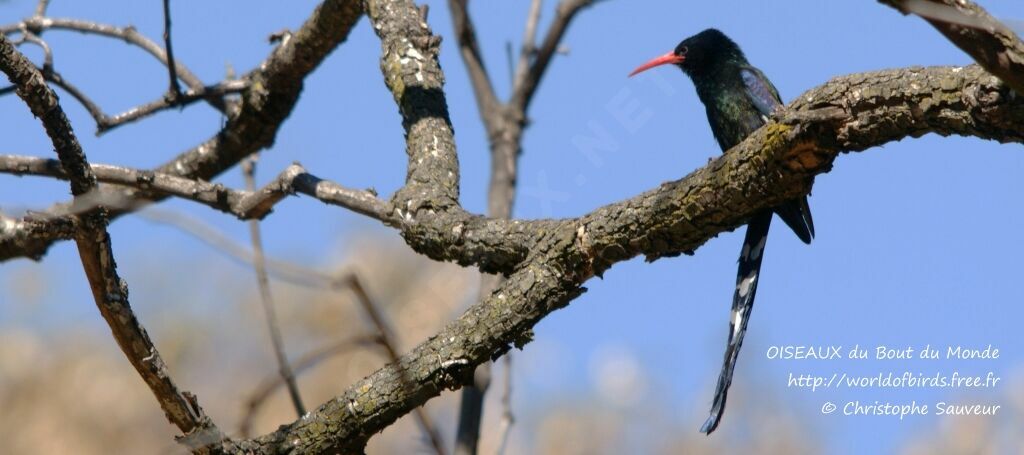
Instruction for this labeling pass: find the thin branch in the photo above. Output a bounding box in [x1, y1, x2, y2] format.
[0, 23, 246, 135]
[15, 30, 52, 71]
[42, 68, 108, 123]
[0, 1, 365, 263]
[0, 155, 389, 221]
[510, 0, 594, 112]
[0, 34, 225, 448]
[242, 157, 306, 420]
[98, 80, 248, 134]
[161, 0, 184, 100]
[0, 14, 233, 135]
[3, 17, 211, 102]
[33, 0, 51, 18]
[2, 74, 248, 134]
[238, 335, 384, 438]
[447, 0, 500, 121]
[512, 0, 542, 90]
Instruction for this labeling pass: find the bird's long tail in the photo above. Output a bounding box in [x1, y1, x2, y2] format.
[700, 210, 773, 434]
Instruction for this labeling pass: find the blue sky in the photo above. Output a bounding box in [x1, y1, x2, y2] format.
[2, 1, 1023, 453]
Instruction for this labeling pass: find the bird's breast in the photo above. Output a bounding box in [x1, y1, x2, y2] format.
[705, 97, 765, 152]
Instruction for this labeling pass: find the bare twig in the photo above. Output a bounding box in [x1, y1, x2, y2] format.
[41, 68, 108, 123]
[2, 76, 248, 134]
[98, 80, 248, 134]
[455, 278, 499, 455]
[0, 13, 237, 135]
[0, 155, 389, 221]
[0, 22, 245, 134]
[0, 34, 225, 447]
[512, 0, 543, 89]
[15, 31, 52, 71]
[0, 1, 365, 263]
[2, 16, 222, 111]
[3, 32, 104, 126]
[33, 0, 51, 18]
[447, 0, 499, 120]
[510, 0, 595, 111]
[161, 0, 184, 101]
[242, 157, 306, 420]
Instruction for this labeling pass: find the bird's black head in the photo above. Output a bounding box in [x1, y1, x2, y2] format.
[629, 28, 746, 78]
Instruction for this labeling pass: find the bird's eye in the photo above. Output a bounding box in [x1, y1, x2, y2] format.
[679, 46, 688, 55]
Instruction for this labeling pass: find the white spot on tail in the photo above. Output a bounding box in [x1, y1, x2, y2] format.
[738, 272, 757, 298]
[731, 308, 744, 337]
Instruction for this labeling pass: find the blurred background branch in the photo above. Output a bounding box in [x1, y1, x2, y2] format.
[241, 157, 306, 421]
[448, 1, 598, 453]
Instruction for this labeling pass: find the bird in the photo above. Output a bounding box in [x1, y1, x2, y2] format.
[629, 28, 814, 434]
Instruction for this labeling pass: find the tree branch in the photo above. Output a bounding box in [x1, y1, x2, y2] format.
[0, 154, 543, 274]
[0, 156, 388, 221]
[98, 80, 248, 134]
[447, 0, 499, 120]
[0, 25, 247, 134]
[39, 67, 108, 124]
[512, 0, 543, 90]
[449, 0, 592, 451]
[0, 0, 364, 262]
[242, 158, 306, 420]
[510, 0, 594, 112]
[880, 0, 1024, 94]
[2, 16, 215, 107]
[336, 273, 447, 455]
[33, 0, 50, 18]
[0, 34, 225, 449]
[161, 0, 184, 101]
